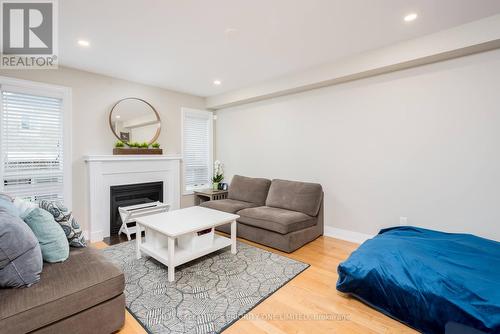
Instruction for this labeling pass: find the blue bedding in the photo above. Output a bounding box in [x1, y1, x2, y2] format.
[336, 226, 500, 334]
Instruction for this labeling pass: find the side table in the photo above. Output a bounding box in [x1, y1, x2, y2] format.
[193, 189, 228, 205]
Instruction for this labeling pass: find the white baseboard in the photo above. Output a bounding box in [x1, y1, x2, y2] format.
[90, 230, 106, 243]
[324, 226, 374, 244]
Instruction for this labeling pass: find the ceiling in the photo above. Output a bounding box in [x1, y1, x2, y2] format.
[59, 0, 500, 97]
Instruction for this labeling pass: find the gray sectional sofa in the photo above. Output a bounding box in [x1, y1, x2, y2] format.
[201, 175, 323, 252]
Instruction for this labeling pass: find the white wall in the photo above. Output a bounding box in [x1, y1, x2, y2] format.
[207, 14, 500, 109]
[0, 66, 205, 234]
[216, 49, 500, 242]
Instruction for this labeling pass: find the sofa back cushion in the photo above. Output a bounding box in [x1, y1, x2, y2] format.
[228, 175, 271, 205]
[0, 209, 43, 288]
[266, 179, 323, 216]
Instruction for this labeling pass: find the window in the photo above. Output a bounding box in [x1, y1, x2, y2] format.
[182, 108, 213, 193]
[0, 78, 71, 206]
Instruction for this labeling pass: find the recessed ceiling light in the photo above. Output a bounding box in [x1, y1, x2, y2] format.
[404, 13, 418, 22]
[224, 28, 238, 37]
[77, 39, 90, 47]
[213, 80, 222, 86]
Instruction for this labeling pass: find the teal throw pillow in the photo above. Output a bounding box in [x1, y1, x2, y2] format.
[23, 208, 69, 263]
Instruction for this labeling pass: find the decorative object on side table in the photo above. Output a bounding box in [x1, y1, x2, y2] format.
[212, 160, 224, 190]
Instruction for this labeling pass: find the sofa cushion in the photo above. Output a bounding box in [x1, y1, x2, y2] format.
[238, 206, 316, 235]
[228, 175, 271, 205]
[0, 247, 124, 333]
[266, 179, 323, 216]
[39, 200, 87, 248]
[200, 199, 257, 214]
[0, 210, 43, 288]
[23, 208, 69, 263]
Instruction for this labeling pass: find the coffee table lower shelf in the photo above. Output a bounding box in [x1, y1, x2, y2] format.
[138, 235, 233, 279]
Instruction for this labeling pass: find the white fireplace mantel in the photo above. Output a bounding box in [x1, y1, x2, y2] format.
[85, 154, 182, 242]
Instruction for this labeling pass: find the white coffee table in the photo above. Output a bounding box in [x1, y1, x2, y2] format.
[135, 206, 239, 282]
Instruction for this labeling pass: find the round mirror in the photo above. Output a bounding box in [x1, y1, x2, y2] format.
[109, 98, 161, 144]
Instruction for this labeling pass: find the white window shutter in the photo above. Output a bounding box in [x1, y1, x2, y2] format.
[182, 109, 213, 192]
[1, 89, 65, 202]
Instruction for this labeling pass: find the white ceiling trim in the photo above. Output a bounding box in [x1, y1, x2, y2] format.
[206, 15, 500, 110]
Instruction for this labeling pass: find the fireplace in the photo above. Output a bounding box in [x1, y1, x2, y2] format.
[85, 155, 181, 242]
[109, 181, 163, 235]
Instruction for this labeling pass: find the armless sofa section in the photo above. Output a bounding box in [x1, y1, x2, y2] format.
[0, 247, 125, 334]
[201, 175, 324, 253]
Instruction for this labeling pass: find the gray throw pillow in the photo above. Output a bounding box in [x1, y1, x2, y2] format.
[0, 209, 43, 288]
[39, 200, 86, 248]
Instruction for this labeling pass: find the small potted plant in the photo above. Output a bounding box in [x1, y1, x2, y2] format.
[115, 140, 125, 148]
[140, 142, 149, 148]
[152, 142, 160, 149]
[212, 160, 224, 190]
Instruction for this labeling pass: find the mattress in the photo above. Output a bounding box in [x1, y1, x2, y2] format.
[336, 226, 500, 334]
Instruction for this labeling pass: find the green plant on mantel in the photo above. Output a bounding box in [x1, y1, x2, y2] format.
[140, 142, 149, 148]
[115, 140, 125, 148]
[127, 142, 140, 148]
[152, 142, 160, 148]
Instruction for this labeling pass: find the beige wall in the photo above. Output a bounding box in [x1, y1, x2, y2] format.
[0, 66, 204, 234]
[216, 49, 500, 241]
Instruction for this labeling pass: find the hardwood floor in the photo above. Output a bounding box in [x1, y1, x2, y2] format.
[93, 235, 417, 334]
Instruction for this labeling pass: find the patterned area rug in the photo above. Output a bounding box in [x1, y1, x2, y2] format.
[102, 240, 309, 334]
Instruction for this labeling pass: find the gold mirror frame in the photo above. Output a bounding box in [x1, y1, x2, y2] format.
[109, 97, 161, 145]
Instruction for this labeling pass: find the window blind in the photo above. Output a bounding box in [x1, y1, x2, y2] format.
[1, 90, 65, 202]
[183, 110, 212, 191]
